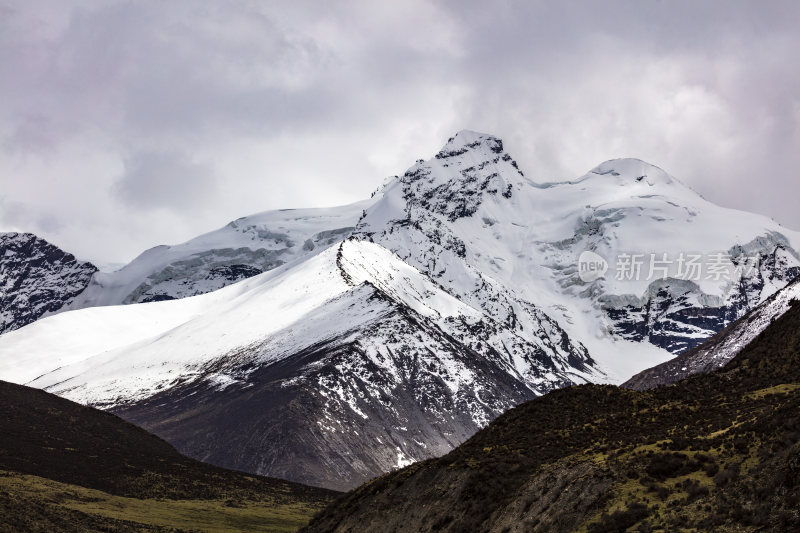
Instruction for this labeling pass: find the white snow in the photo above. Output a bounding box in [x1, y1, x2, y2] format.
[0, 240, 511, 406]
[394, 448, 414, 469]
[67, 198, 375, 308]
[354, 134, 800, 380]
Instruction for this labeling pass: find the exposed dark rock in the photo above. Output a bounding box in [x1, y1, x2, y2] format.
[603, 241, 800, 354]
[623, 275, 800, 390]
[0, 232, 97, 334]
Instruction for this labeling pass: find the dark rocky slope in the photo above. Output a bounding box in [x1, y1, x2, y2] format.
[304, 301, 800, 532]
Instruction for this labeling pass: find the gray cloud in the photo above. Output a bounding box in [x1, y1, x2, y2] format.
[0, 0, 799, 263]
[114, 150, 217, 211]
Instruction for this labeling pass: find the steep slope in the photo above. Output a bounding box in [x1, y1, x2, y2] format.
[624, 274, 800, 390]
[0, 240, 596, 408]
[69, 200, 372, 307]
[0, 379, 335, 532]
[0, 232, 97, 334]
[304, 300, 800, 533]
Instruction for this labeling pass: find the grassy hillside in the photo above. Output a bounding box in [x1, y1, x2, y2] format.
[0, 379, 337, 532]
[304, 301, 800, 532]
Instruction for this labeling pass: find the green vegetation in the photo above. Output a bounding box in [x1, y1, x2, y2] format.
[305, 300, 800, 532]
[0, 471, 322, 532]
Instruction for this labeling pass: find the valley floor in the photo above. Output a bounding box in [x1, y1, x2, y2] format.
[0, 470, 325, 533]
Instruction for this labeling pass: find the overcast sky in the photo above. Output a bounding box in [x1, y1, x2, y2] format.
[2, 0, 799, 265]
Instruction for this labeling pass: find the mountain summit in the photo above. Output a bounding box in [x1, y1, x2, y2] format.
[586, 158, 676, 187]
[435, 130, 506, 159]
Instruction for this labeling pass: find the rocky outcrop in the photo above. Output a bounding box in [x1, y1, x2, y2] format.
[0, 233, 96, 334]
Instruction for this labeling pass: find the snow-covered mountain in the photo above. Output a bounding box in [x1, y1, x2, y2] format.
[624, 274, 800, 390]
[68, 200, 372, 307]
[0, 238, 597, 490]
[0, 233, 97, 334]
[0, 204, 370, 334]
[1, 130, 798, 489]
[353, 132, 800, 379]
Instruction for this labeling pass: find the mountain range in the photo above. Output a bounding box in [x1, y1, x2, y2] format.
[1, 130, 799, 491]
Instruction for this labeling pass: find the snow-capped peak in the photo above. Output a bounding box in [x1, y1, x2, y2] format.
[585, 158, 675, 187]
[435, 130, 504, 160]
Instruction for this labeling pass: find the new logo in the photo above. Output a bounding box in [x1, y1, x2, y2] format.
[578, 250, 608, 282]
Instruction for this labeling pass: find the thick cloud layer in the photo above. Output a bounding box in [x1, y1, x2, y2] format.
[1, 0, 799, 264]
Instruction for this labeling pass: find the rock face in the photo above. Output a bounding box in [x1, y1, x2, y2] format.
[0, 233, 97, 334]
[115, 282, 552, 491]
[623, 274, 800, 390]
